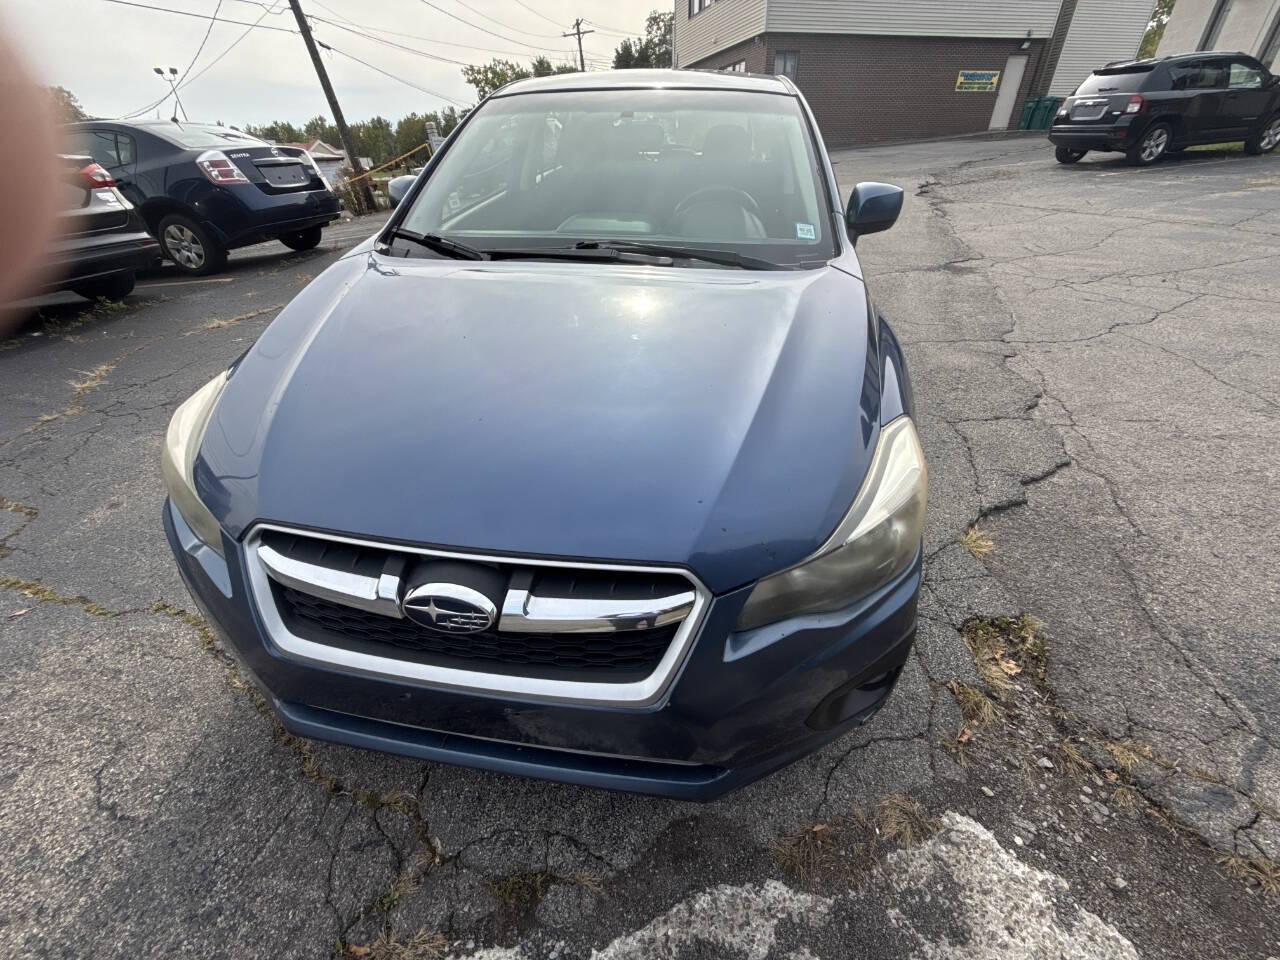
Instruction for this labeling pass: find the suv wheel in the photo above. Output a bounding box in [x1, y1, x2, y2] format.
[71, 271, 135, 302]
[279, 226, 323, 251]
[1055, 147, 1087, 164]
[1127, 124, 1172, 166]
[1245, 114, 1280, 155]
[158, 214, 226, 275]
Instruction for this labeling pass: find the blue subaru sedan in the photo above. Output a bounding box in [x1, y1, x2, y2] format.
[162, 70, 926, 800]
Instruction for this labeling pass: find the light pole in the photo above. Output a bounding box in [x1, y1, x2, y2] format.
[153, 66, 187, 122]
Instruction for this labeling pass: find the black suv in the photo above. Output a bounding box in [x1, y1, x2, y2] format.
[1049, 52, 1280, 166]
[63, 121, 340, 274]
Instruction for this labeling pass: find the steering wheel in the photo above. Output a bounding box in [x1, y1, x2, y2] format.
[672, 186, 762, 220]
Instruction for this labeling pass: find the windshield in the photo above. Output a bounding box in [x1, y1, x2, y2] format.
[155, 126, 268, 149]
[1075, 70, 1151, 96]
[397, 88, 835, 267]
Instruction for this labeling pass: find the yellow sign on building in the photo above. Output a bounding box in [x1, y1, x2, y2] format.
[956, 70, 1001, 93]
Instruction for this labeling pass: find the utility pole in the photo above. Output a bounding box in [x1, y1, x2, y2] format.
[287, 0, 375, 212]
[563, 18, 594, 72]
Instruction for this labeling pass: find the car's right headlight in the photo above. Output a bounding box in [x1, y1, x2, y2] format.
[161, 372, 229, 555]
[734, 415, 927, 632]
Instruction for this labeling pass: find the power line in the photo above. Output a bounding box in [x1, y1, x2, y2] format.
[118, 0, 289, 117]
[315, 39, 469, 105]
[414, 0, 567, 54]
[446, 0, 562, 38]
[175, 0, 225, 85]
[310, 17, 472, 66]
[510, 0, 564, 29]
[306, 10, 543, 60]
[101, 0, 297, 32]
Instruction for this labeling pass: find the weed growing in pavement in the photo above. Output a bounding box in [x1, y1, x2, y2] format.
[0, 576, 116, 616]
[343, 928, 447, 960]
[92, 297, 127, 316]
[959, 526, 994, 558]
[948, 680, 1000, 726]
[875, 794, 940, 846]
[1220, 855, 1280, 896]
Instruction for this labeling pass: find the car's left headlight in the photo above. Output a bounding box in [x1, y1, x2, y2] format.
[161, 372, 229, 555]
[734, 415, 927, 632]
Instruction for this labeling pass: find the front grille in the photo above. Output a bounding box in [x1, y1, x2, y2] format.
[253, 528, 701, 687]
[277, 584, 679, 681]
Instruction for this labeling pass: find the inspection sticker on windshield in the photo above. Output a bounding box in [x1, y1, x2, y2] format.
[795, 222, 816, 240]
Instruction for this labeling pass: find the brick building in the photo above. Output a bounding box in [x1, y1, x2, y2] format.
[673, 0, 1157, 145]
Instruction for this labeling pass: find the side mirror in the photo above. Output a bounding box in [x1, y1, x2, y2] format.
[846, 182, 904, 243]
[387, 174, 416, 209]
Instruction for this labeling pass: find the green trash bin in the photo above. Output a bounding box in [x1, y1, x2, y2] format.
[1032, 97, 1063, 130]
[1017, 97, 1040, 131]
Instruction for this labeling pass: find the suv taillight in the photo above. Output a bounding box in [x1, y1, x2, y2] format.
[79, 162, 115, 189]
[1125, 95, 1146, 114]
[196, 150, 250, 184]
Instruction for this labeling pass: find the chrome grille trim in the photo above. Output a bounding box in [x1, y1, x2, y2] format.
[243, 523, 711, 707]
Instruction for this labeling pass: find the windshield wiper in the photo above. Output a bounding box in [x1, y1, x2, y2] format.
[385, 227, 488, 261]
[485, 246, 672, 265]
[574, 240, 786, 271]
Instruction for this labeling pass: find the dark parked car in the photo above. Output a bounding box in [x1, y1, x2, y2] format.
[1050, 52, 1280, 165]
[36, 154, 160, 301]
[62, 120, 340, 274]
[162, 70, 926, 800]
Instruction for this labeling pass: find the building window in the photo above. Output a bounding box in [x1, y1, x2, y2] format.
[689, 0, 715, 16]
[1261, 11, 1280, 70]
[723, 60, 746, 73]
[1199, 0, 1234, 50]
[775, 51, 799, 80]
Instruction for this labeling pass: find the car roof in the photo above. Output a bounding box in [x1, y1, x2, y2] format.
[64, 118, 260, 136]
[493, 68, 794, 98]
[1099, 51, 1252, 71]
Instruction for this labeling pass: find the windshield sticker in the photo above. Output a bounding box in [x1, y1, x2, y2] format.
[795, 222, 816, 241]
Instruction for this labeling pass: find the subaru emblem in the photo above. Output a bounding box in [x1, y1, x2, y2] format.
[401, 582, 497, 634]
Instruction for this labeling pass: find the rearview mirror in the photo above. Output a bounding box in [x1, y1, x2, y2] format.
[846, 182, 904, 243]
[387, 174, 416, 209]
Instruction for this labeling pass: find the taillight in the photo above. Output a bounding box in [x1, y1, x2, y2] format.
[196, 150, 249, 184]
[79, 162, 115, 189]
[1125, 95, 1145, 114]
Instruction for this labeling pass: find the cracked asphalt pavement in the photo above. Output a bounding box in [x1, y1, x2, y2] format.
[2, 138, 1279, 959]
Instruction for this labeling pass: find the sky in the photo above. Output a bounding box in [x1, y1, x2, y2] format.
[6, 0, 665, 126]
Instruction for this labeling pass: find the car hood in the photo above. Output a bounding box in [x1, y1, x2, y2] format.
[198, 253, 882, 593]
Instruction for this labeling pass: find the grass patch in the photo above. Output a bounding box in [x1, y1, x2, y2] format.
[948, 681, 1000, 726]
[1056, 740, 1096, 779]
[92, 297, 128, 315]
[876, 794, 940, 847]
[0, 576, 115, 617]
[344, 929, 447, 960]
[961, 615, 1043, 692]
[959, 526, 994, 558]
[772, 821, 844, 878]
[1104, 740, 1143, 773]
[185, 302, 284, 336]
[1220, 855, 1280, 896]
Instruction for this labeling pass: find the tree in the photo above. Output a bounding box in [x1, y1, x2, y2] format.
[47, 86, 87, 122]
[1140, 0, 1177, 59]
[462, 59, 532, 99]
[349, 115, 395, 165]
[613, 10, 673, 69]
[530, 55, 579, 77]
[245, 120, 305, 143]
[303, 115, 338, 145]
[461, 57, 575, 99]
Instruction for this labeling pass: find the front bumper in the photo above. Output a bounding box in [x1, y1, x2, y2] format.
[164, 499, 919, 801]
